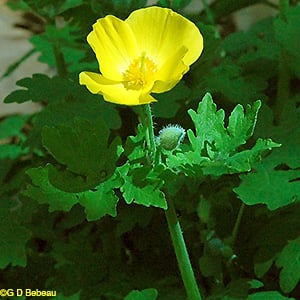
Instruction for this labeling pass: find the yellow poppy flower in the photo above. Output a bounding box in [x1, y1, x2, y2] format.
[79, 6, 203, 105]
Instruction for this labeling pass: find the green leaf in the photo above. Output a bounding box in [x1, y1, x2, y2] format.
[227, 100, 261, 148]
[0, 200, 31, 268]
[225, 138, 279, 172]
[79, 173, 122, 221]
[188, 93, 227, 155]
[17, 0, 84, 18]
[247, 291, 294, 300]
[251, 204, 300, 267]
[166, 93, 279, 177]
[157, 0, 191, 10]
[42, 118, 120, 192]
[24, 165, 122, 220]
[260, 105, 300, 169]
[4, 74, 75, 104]
[0, 115, 29, 139]
[254, 258, 274, 278]
[51, 293, 80, 300]
[119, 165, 167, 209]
[46, 164, 101, 193]
[236, 104, 300, 210]
[30, 23, 86, 73]
[116, 205, 153, 237]
[121, 175, 167, 209]
[0, 115, 30, 159]
[23, 166, 78, 212]
[112, 0, 147, 11]
[223, 18, 279, 62]
[208, 278, 256, 299]
[0, 144, 29, 160]
[248, 279, 264, 289]
[204, 62, 267, 104]
[197, 196, 211, 224]
[50, 230, 108, 298]
[276, 235, 300, 293]
[0, 159, 13, 186]
[188, 93, 261, 155]
[124, 123, 147, 162]
[274, 6, 300, 79]
[24, 95, 120, 151]
[222, 18, 279, 80]
[234, 160, 300, 210]
[124, 289, 158, 300]
[59, 0, 84, 13]
[201, 18, 278, 105]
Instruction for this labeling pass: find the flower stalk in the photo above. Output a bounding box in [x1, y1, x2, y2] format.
[141, 104, 156, 156]
[142, 104, 202, 300]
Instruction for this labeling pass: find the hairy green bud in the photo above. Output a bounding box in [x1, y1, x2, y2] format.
[156, 124, 185, 151]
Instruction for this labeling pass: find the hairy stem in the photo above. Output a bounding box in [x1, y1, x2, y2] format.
[142, 104, 156, 155]
[165, 196, 202, 300]
[142, 104, 202, 300]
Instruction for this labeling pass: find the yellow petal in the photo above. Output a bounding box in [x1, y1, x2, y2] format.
[125, 6, 203, 67]
[152, 46, 189, 93]
[79, 71, 156, 105]
[87, 15, 139, 81]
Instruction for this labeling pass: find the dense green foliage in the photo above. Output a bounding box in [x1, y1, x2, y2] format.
[1, 0, 300, 299]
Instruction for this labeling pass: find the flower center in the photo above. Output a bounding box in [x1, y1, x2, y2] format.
[123, 53, 157, 90]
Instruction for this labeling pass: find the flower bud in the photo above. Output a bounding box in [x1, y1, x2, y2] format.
[156, 124, 185, 151]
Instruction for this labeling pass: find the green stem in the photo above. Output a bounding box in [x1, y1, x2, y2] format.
[142, 104, 202, 300]
[53, 43, 67, 78]
[142, 104, 156, 154]
[1, 48, 36, 79]
[231, 202, 245, 246]
[165, 197, 202, 300]
[275, 0, 290, 124]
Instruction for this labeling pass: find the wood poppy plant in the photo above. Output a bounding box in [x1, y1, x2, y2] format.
[79, 6, 203, 105]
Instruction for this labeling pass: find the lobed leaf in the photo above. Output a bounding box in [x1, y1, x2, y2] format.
[24, 166, 122, 221]
[236, 105, 300, 209]
[79, 173, 122, 221]
[276, 235, 300, 293]
[42, 118, 120, 192]
[234, 161, 300, 210]
[124, 289, 158, 300]
[23, 167, 78, 212]
[0, 200, 31, 268]
[119, 165, 167, 209]
[166, 93, 279, 177]
[247, 291, 294, 300]
[0, 115, 29, 139]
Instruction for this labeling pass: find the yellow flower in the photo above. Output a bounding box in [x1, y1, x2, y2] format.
[79, 6, 203, 105]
